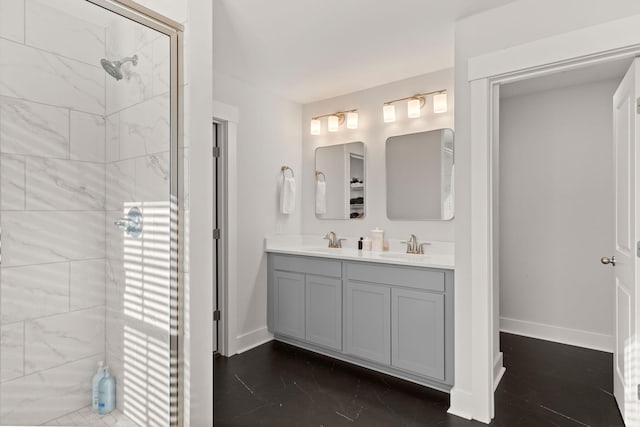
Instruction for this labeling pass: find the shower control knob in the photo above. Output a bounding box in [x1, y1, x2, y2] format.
[600, 256, 616, 266]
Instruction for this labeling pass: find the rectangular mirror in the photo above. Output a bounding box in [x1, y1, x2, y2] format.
[315, 142, 365, 219]
[386, 129, 454, 220]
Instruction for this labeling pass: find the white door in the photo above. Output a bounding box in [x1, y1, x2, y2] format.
[611, 58, 640, 425]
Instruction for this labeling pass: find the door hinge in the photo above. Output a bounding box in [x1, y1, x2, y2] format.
[212, 146, 221, 157]
[213, 228, 221, 239]
[213, 310, 221, 321]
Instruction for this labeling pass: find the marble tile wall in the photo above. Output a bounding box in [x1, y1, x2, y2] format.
[0, 1, 108, 425]
[104, 11, 173, 425]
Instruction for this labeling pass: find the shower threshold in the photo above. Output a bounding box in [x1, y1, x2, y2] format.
[44, 406, 137, 427]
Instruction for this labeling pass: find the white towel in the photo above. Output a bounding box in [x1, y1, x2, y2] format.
[315, 180, 327, 214]
[280, 176, 296, 214]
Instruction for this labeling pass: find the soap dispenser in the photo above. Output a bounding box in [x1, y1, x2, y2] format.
[371, 228, 384, 252]
[91, 361, 105, 411]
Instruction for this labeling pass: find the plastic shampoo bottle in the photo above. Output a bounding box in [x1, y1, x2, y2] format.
[97, 367, 116, 414]
[91, 361, 105, 411]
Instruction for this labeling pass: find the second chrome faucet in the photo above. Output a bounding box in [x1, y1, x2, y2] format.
[323, 231, 346, 248]
[401, 234, 427, 254]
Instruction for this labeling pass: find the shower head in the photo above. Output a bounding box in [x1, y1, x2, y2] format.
[100, 55, 138, 81]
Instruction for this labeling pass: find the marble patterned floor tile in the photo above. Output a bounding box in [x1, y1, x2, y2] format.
[45, 406, 138, 427]
[0, 38, 104, 115]
[0, 262, 69, 324]
[24, 306, 105, 374]
[0, 96, 70, 158]
[26, 157, 106, 211]
[0, 211, 105, 266]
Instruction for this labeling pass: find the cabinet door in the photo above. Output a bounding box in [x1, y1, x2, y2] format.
[305, 275, 342, 350]
[344, 281, 391, 365]
[273, 271, 305, 340]
[391, 288, 445, 380]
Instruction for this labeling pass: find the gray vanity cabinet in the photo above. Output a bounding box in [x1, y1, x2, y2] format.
[268, 253, 454, 392]
[272, 270, 306, 340]
[391, 288, 445, 380]
[306, 275, 342, 350]
[344, 281, 391, 365]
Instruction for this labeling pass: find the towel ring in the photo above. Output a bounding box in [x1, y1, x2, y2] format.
[281, 166, 294, 178]
[315, 171, 326, 181]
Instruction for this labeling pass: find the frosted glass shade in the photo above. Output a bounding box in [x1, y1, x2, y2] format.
[433, 93, 447, 113]
[383, 104, 396, 123]
[310, 119, 321, 135]
[407, 98, 422, 118]
[346, 112, 358, 129]
[328, 115, 340, 132]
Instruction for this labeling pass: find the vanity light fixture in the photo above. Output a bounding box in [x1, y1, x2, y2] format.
[383, 89, 448, 121]
[309, 109, 359, 135]
[383, 104, 396, 122]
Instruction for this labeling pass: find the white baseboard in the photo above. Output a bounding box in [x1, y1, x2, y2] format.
[500, 317, 613, 353]
[447, 387, 474, 420]
[235, 326, 274, 354]
[493, 352, 505, 391]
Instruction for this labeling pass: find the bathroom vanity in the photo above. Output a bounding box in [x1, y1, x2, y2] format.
[265, 237, 454, 392]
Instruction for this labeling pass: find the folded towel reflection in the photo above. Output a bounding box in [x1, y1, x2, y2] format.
[280, 176, 296, 214]
[316, 180, 326, 214]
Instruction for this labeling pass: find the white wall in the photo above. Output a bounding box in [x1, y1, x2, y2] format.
[453, 0, 640, 421]
[302, 69, 454, 242]
[212, 72, 303, 352]
[499, 79, 617, 350]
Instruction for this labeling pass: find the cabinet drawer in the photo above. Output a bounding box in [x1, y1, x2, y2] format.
[272, 254, 342, 278]
[345, 262, 444, 292]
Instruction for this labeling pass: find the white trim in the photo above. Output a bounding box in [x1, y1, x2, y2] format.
[212, 101, 239, 357]
[467, 17, 640, 425]
[236, 327, 274, 354]
[493, 352, 505, 392]
[448, 388, 474, 420]
[468, 14, 640, 81]
[500, 317, 614, 353]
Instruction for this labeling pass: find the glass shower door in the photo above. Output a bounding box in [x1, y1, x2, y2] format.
[0, 1, 179, 425]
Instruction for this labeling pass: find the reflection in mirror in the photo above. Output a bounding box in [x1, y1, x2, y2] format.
[386, 129, 454, 220]
[315, 142, 365, 220]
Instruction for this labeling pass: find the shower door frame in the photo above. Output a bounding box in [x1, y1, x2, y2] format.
[84, 0, 184, 425]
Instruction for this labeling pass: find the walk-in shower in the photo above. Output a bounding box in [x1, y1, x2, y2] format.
[0, 1, 182, 426]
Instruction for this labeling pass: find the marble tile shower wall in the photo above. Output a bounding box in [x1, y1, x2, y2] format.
[103, 15, 172, 427]
[0, 1, 107, 425]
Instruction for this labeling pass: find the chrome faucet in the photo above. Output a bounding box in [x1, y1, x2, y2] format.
[323, 231, 345, 248]
[401, 234, 427, 254]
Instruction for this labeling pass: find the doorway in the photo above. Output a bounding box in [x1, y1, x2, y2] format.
[495, 58, 631, 425]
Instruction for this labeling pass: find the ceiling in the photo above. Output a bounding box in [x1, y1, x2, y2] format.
[213, 0, 518, 104]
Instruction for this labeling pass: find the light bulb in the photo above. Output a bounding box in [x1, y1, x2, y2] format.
[346, 112, 358, 129]
[433, 93, 447, 113]
[328, 115, 340, 132]
[383, 104, 396, 123]
[310, 119, 321, 135]
[407, 98, 422, 118]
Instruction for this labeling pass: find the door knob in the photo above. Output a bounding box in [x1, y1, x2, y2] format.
[601, 256, 616, 266]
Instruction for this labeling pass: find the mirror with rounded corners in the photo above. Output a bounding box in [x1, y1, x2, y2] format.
[315, 141, 365, 220]
[386, 129, 454, 220]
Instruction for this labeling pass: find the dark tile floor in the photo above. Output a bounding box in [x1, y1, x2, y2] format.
[214, 333, 624, 426]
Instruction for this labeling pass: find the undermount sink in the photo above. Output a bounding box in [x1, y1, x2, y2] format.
[377, 252, 432, 261]
[303, 247, 343, 253]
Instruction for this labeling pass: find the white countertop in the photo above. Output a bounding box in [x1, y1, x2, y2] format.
[264, 235, 454, 269]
